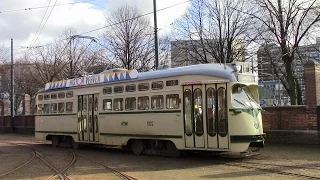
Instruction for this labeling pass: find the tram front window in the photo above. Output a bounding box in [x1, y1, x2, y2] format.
[232, 84, 260, 109]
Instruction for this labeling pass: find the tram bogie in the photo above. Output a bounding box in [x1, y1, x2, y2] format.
[35, 62, 265, 155]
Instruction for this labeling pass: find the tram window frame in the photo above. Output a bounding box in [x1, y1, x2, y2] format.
[206, 88, 216, 137]
[51, 93, 57, 99]
[193, 88, 204, 136]
[43, 104, 50, 114]
[58, 92, 65, 99]
[125, 97, 136, 110]
[218, 87, 228, 137]
[151, 81, 164, 90]
[103, 87, 112, 94]
[166, 80, 179, 86]
[103, 99, 112, 111]
[50, 103, 58, 113]
[113, 98, 123, 111]
[58, 102, 65, 113]
[166, 94, 179, 109]
[66, 91, 73, 98]
[151, 95, 164, 109]
[183, 89, 193, 136]
[37, 104, 43, 114]
[114, 86, 124, 94]
[138, 83, 149, 91]
[66, 102, 73, 113]
[44, 94, 50, 100]
[138, 96, 149, 110]
[38, 95, 43, 101]
[125, 84, 136, 92]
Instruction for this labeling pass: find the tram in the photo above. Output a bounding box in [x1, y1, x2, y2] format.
[35, 62, 265, 156]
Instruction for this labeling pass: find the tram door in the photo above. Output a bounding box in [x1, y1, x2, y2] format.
[77, 94, 99, 142]
[183, 85, 205, 148]
[205, 84, 229, 149]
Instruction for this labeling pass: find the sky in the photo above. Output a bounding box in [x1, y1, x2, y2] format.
[0, 0, 190, 58]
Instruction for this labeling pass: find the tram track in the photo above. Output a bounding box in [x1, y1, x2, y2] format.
[74, 152, 137, 180]
[226, 161, 320, 180]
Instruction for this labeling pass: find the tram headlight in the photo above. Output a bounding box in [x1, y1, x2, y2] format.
[254, 121, 259, 129]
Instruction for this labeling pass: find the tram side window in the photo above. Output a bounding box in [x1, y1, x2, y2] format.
[43, 104, 50, 114]
[44, 95, 50, 100]
[151, 81, 163, 90]
[51, 93, 57, 99]
[166, 80, 178, 86]
[66, 102, 73, 113]
[184, 89, 192, 136]
[218, 87, 227, 137]
[151, 95, 164, 109]
[138, 96, 149, 110]
[51, 103, 57, 113]
[138, 83, 149, 91]
[125, 84, 136, 92]
[125, 97, 136, 110]
[37, 104, 43, 114]
[58, 102, 65, 113]
[66, 91, 73, 98]
[114, 98, 123, 111]
[166, 94, 179, 109]
[38, 95, 43, 101]
[103, 99, 112, 111]
[103, 87, 112, 94]
[58, 92, 65, 99]
[206, 88, 216, 136]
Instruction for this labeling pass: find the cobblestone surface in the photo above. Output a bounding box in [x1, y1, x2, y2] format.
[0, 134, 320, 180]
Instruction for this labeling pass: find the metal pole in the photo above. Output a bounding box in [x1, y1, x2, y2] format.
[153, 0, 159, 69]
[10, 38, 14, 132]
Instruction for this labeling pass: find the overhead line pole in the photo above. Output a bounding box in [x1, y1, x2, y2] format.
[10, 38, 14, 132]
[153, 0, 159, 69]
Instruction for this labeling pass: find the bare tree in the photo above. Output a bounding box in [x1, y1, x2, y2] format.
[102, 5, 155, 72]
[171, 0, 256, 66]
[253, 0, 320, 105]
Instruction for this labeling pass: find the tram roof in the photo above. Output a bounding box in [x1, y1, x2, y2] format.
[39, 63, 238, 93]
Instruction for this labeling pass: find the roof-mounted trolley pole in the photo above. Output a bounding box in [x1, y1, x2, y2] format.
[153, 0, 159, 70]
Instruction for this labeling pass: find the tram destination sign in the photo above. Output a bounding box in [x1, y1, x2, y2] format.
[45, 69, 138, 90]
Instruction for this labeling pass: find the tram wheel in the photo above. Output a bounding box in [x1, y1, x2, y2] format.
[71, 137, 79, 149]
[131, 140, 144, 155]
[52, 136, 59, 147]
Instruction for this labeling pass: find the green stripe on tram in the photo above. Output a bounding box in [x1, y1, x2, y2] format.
[35, 131, 77, 134]
[99, 110, 181, 115]
[100, 133, 183, 139]
[36, 113, 77, 116]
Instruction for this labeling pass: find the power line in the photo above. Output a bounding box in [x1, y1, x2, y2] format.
[0, 0, 94, 14]
[29, 0, 52, 48]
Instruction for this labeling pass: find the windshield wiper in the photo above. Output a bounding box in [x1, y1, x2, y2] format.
[234, 99, 247, 107]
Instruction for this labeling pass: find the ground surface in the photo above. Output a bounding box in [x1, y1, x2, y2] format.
[0, 134, 320, 180]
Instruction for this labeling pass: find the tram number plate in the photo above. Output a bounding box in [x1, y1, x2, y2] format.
[147, 121, 154, 126]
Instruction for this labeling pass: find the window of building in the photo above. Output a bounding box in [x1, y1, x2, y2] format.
[44, 95, 50, 100]
[138, 83, 149, 91]
[38, 95, 43, 101]
[166, 94, 179, 109]
[66, 91, 73, 98]
[114, 98, 123, 111]
[58, 102, 65, 113]
[37, 104, 43, 114]
[138, 96, 149, 110]
[51, 93, 57, 99]
[151, 81, 164, 90]
[43, 104, 50, 114]
[103, 99, 112, 111]
[151, 95, 164, 109]
[114, 86, 124, 93]
[51, 103, 57, 113]
[66, 102, 73, 113]
[125, 97, 136, 110]
[103, 87, 112, 94]
[58, 92, 65, 99]
[166, 80, 178, 86]
[125, 84, 136, 92]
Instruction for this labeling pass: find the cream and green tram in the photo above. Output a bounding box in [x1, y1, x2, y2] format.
[35, 63, 265, 156]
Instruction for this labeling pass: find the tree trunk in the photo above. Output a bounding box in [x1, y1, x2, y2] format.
[295, 76, 303, 105]
[285, 60, 298, 105]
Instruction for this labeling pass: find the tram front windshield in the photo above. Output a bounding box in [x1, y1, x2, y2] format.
[232, 84, 260, 109]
